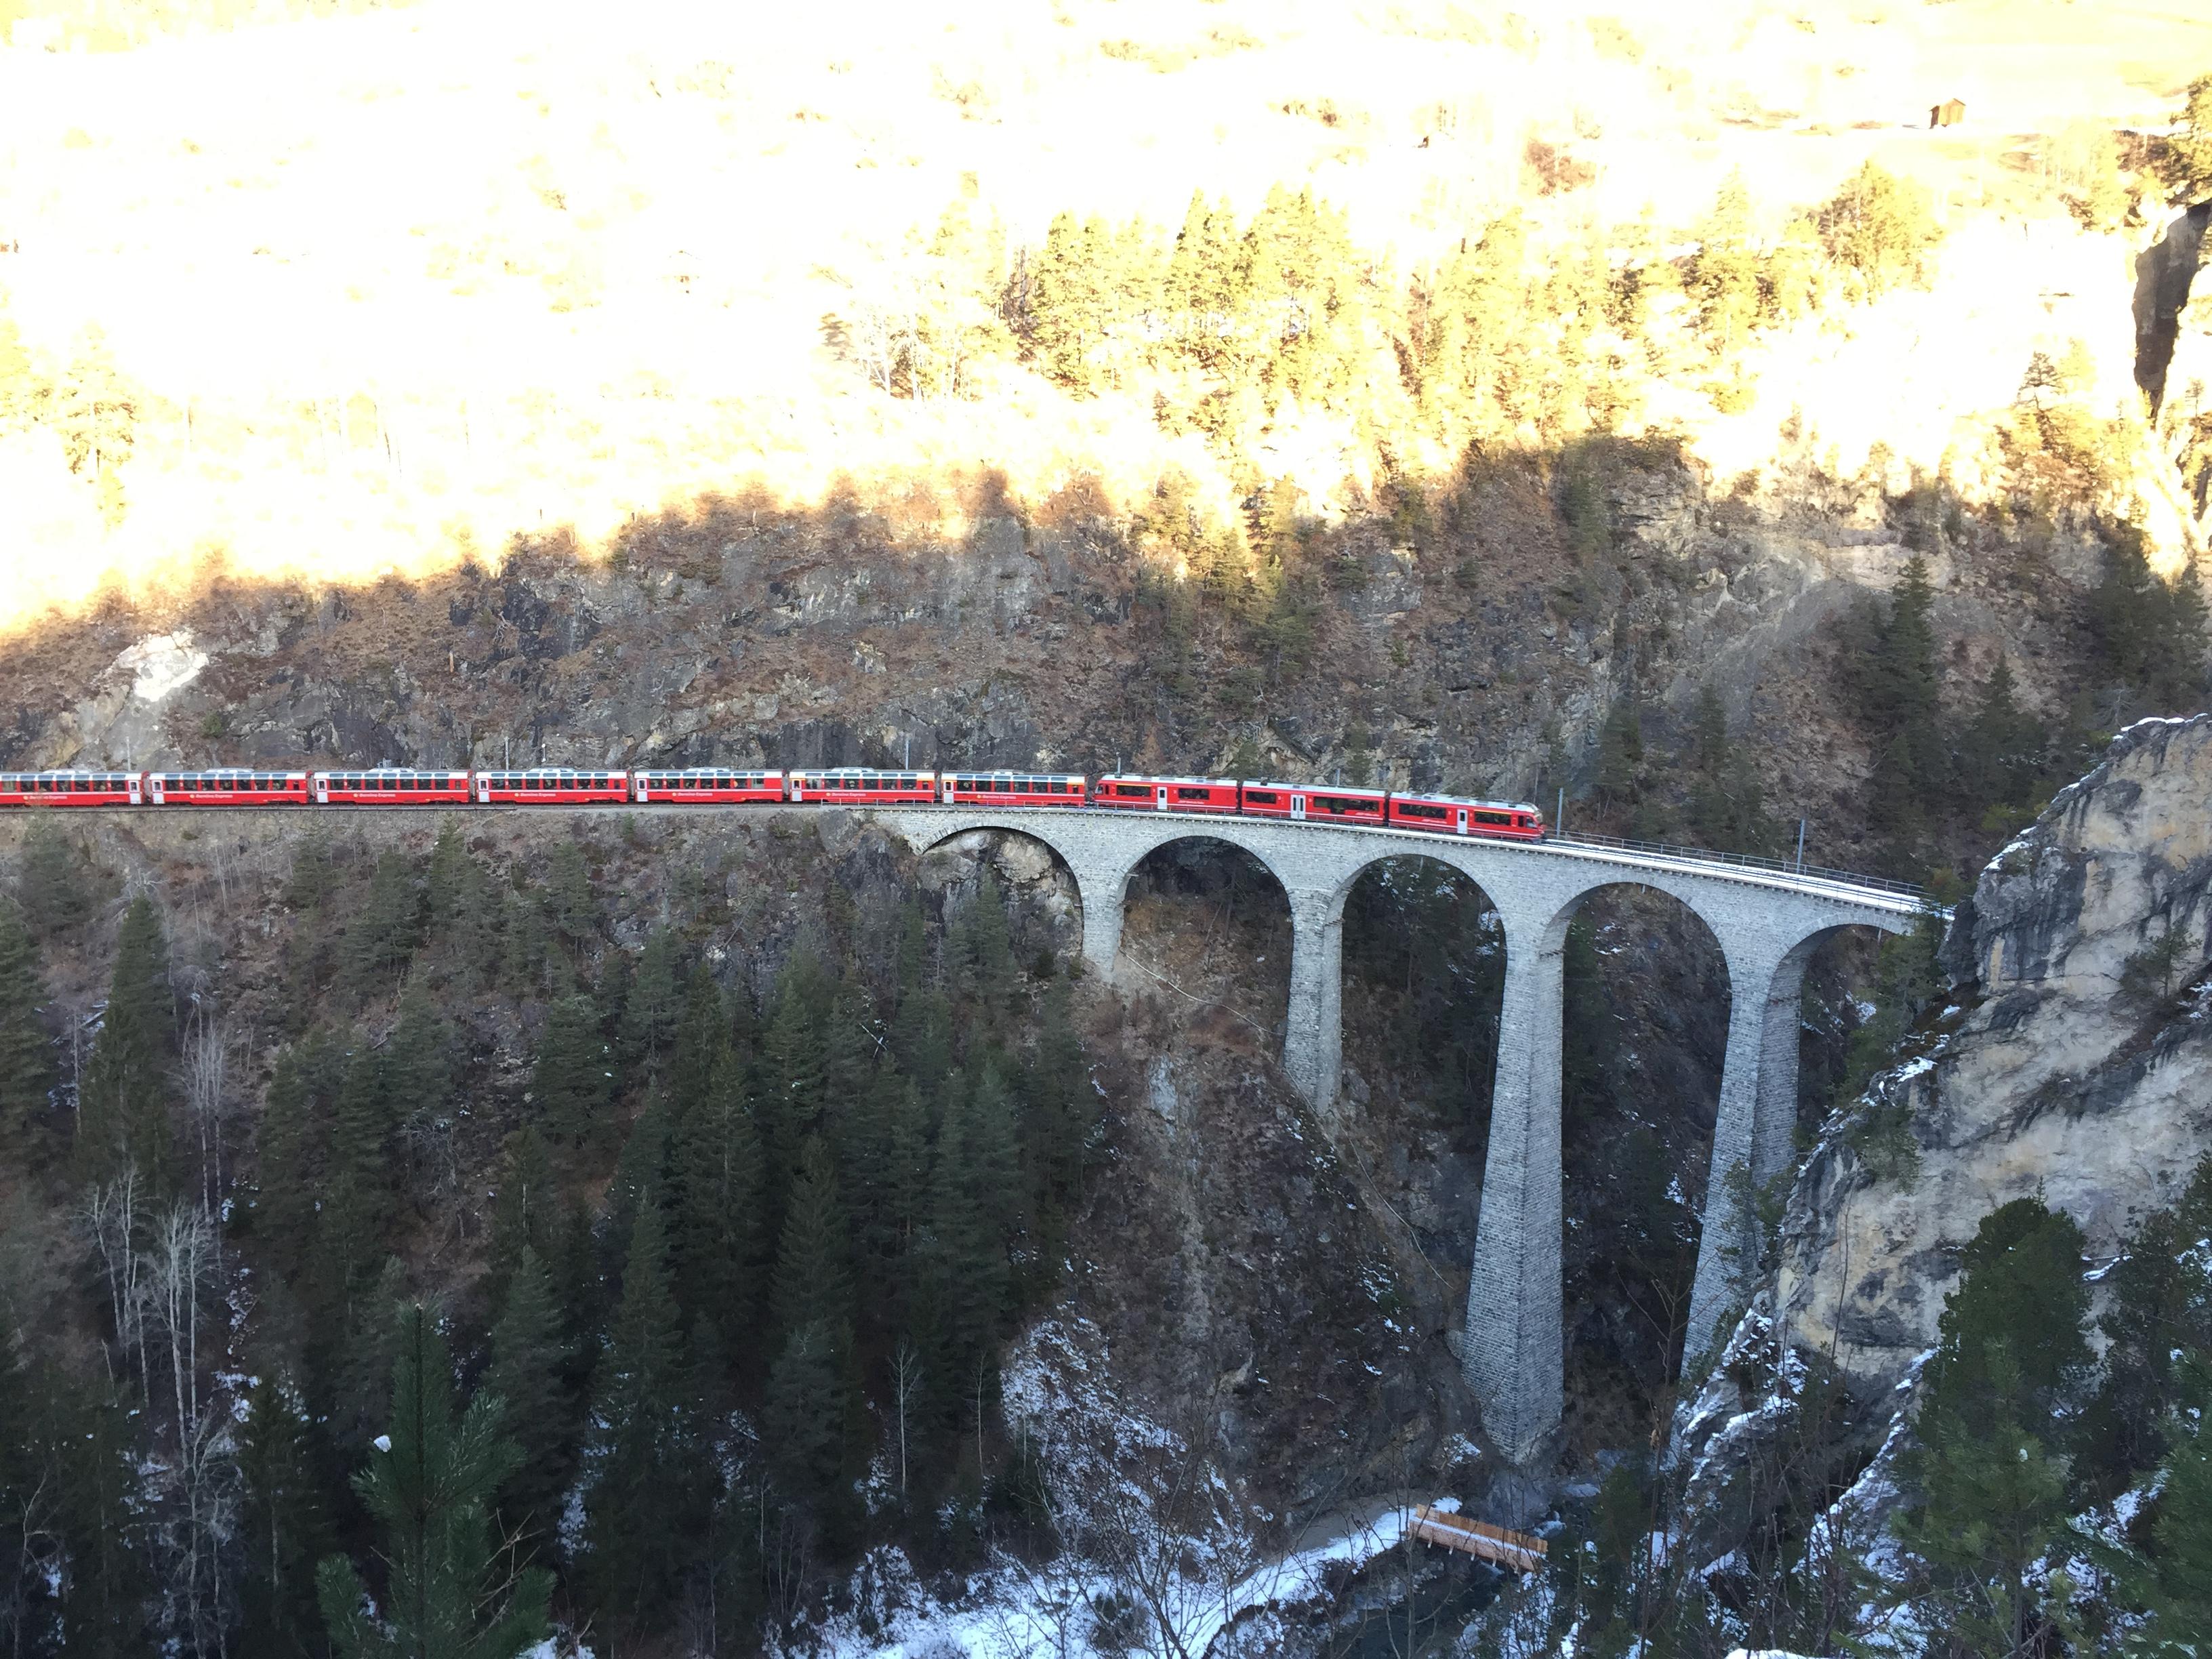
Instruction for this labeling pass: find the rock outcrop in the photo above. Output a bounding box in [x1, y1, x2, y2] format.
[1775, 714, 2212, 1397]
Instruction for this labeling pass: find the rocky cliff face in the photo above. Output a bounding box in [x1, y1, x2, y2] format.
[0, 447, 2112, 880]
[1773, 714, 2212, 1397]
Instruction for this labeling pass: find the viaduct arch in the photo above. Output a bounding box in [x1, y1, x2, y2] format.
[877, 806, 1922, 1465]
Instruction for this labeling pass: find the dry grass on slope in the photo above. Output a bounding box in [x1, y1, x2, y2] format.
[0, 0, 2205, 629]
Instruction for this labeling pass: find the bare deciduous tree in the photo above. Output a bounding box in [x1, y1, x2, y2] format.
[182, 1009, 233, 1220]
[79, 1164, 148, 1379]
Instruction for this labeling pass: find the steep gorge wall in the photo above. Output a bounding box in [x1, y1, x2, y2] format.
[0, 452, 2110, 877]
[1773, 715, 2212, 1395]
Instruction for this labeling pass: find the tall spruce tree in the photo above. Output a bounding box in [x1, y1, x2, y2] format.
[386, 978, 454, 1125]
[0, 900, 54, 1149]
[1900, 1197, 2092, 1656]
[2114, 1359, 2212, 1654]
[344, 850, 424, 995]
[531, 994, 611, 1152]
[257, 1034, 342, 1279]
[75, 894, 176, 1189]
[485, 1125, 559, 1317]
[619, 929, 683, 1074]
[771, 1136, 855, 1340]
[666, 964, 729, 1117]
[313, 1049, 397, 1330]
[669, 1057, 765, 1345]
[541, 843, 596, 953]
[584, 1197, 696, 1627]
[316, 1304, 553, 1659]
[482, 1245, 575, 1549]
[237, 1372, 332, 1659]
[16, 819, 90, 941]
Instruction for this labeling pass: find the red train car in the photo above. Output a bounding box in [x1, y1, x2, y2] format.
[1386, 793, 1545, 840]
[1091, 775, 1241, 814]
[472, 769, 630, 804]
[0, 771, 143, 806]
[940, 771, 1086, 806]
[146, 769, 309, 805]
[1237, 782, 1387, 825]
[786, 769, 937, 804]
[630, 768, 785, 804]
[311, 769, 471, 804]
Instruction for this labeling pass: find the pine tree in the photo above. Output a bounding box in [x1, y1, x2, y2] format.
[238, 1371, 332, 1659]
[605, 1087, 672, 1253]
[0, 1330, 66, 1652]
[584, 1197, 697, 1626]
[2114, 1359, 2212, 1653]
[885, 1077, 931, 1256]
[76, 894, 176, 1189]
[314, 1048, 397, 1328]
[666, 964, 729, 1117]
[1900, 1198, 2091, 1655]
[952, 872, 1017, 1011]
[482, 1245, 575, 1547]
[966, 1064, 1025, 1262]
[2076, 1156, 2212, 1495]
[531, 994, 610, 1152]
[541, 843, 596, 953]
[439, 845, 503, 990]
[1027, 211, 1108, 390]
[619, 929, 682, 1075]
[386, 977, 454, 1126]
[424, 819, 472, 935]
[760, 955, 830, 1187]
[1595, 695, 1644, 813]
[762, 1321, 851, 1517]
[771, 1136, 855, 1340]
[258, 1034, 341, 1279]
[316, 1304, 553, 1659]
[16, 818, 89, 940]
[1688, 170, 1761, 348]
[0, 899, 54, 1149]
[1962, 653, 2045, 818]
[485, 1125, 559, 1317]
[344, 849, 424, 994]
[669, 1057, 765, 1345]
[914, 1080, 1008, 1419]
[52, 1375, 153, 1659]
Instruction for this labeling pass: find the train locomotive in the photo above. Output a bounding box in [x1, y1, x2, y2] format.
[0, 765, 1547, 842]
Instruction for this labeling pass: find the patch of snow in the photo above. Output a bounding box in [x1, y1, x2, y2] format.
[112, 630, 209, 705]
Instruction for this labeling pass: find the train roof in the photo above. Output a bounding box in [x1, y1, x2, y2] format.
[945, 769, 1084, 779]
[1096, 773, 1240, 786]
[1242, 779, 1387, 798]
[1394, 790, 1543, 813]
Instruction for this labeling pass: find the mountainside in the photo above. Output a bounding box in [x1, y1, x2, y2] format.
[1778, 712, 2212, 1396]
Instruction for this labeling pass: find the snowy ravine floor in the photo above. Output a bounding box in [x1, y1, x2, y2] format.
[792, 1317, 1460, 1659]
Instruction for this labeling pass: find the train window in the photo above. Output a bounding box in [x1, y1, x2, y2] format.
[1401, 802, 1444, 819]
[1246, 791, 1277, 804]
[1175, 787, 1208, 800]
[1476, 811, 1508, 825]
[1115, 783, 1147, 797]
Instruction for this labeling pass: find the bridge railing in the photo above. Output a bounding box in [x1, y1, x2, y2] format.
[1549, 830, 1930, 901]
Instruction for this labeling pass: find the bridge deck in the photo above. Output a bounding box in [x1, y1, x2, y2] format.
[1405, 1505, 1547, 1572]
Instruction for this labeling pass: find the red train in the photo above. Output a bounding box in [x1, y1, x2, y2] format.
[0, 764, 1547, 842]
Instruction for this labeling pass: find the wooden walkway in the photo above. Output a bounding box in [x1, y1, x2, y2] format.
[1404, 1505, 1548, 1573]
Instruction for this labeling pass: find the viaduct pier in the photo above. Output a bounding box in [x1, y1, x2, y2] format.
[873, 806, 1925, 1465]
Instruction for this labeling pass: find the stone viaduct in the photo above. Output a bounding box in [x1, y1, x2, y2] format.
[872, 806, 1925, 1466]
